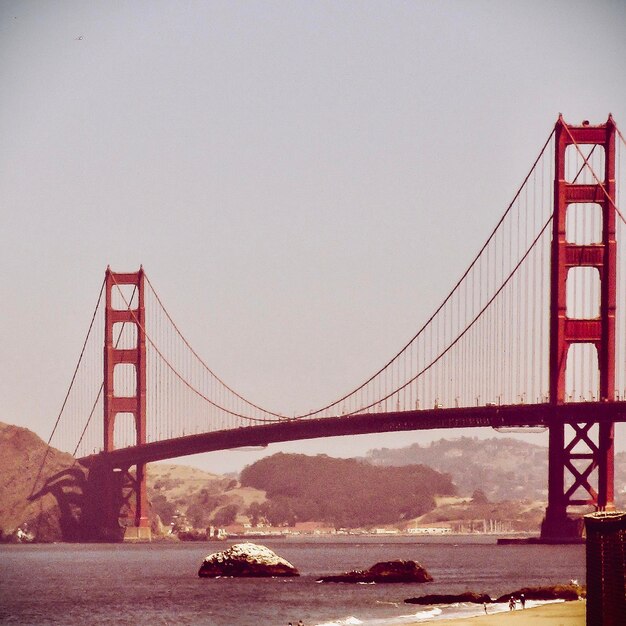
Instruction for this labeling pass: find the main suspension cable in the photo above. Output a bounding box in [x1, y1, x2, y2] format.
[111, 274, 278, 423]
[343, 213, 554, 415]
[291, 126, 556, 419]
[144, 275, 284, 419]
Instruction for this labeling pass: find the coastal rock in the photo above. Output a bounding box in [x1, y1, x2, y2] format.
[405, 592, 491, 605]
[318, 560, 432, 583]
[495, 584, 584, 602]
[198, 542, 299, 578]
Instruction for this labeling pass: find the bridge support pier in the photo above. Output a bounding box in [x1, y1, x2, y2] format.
[81, 461, 126, 542]
[121, 463, 151, 541]
[542, 116, 617, 542]
[81, 460, 151, 541]
[123, 462, 151, 540]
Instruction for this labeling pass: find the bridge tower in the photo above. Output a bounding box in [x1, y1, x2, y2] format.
[542, 115, 617, 540]
[103, 267, 150, 539]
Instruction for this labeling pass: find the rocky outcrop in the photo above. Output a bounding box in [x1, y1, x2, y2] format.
[406, 584, 584, 606]
[198, 543, 299, 577]
[495, 584, 585, 602]
[318, 560, 432, 583]
[405, 592, 491, 605]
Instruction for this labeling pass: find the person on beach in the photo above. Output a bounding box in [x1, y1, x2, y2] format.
[520, 593, 525, 609]
[508, 596, 516, 610]
[483, 602, 488, 614]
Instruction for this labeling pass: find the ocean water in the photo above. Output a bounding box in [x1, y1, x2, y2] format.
[0, 536, 584, 625]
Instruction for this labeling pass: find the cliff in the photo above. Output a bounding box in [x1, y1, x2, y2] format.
[0, 421, 85, 542]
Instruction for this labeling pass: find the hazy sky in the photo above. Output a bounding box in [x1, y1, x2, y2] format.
[2, 1, 626, 474]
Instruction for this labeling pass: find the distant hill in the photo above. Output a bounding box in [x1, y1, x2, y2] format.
[417, 494, 546, 532]
[240, 452, 456, 528]
[366, 437, 548, 500]
[0, 421, 84, 541]
[365, 436, 626, 506]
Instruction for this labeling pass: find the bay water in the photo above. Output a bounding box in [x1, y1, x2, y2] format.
[0, 536, 584, 625]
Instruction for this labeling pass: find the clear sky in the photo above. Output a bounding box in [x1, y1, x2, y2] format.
[2, 0, 626, 474]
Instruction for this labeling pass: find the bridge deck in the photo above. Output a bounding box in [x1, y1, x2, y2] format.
[80, 401, 626, 468]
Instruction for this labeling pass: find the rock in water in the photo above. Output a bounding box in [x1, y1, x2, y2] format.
[405, 592, 491, 605]
[494, 584, 584, 602]
[198, 543, 299, 577]
[318, 560, 432, 583]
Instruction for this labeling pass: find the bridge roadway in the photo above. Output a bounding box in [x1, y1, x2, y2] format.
[80, 401, 626, 469]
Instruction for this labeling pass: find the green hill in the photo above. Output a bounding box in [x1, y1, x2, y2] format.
[240, 452, 456, 528]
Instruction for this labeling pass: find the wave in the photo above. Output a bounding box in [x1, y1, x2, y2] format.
[315, 617, 364, 626]
[408, 599, 567, 623]
[344, 607, 444, 626]
[314, 598, 569, 626]
[408, 607, 443, 621]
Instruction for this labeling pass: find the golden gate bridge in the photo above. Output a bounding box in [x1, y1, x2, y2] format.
[42, 115, 626, 542]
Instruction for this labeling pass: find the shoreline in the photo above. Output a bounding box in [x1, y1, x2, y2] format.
[405, 600, 585, 625]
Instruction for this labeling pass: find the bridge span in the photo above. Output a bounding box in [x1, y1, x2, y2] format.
[42, 114, 626, 542]
[80, 401, 626, 468]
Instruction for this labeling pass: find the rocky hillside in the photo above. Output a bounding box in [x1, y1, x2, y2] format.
[0, 421, 266, 540]
[0, 421, 84, 541]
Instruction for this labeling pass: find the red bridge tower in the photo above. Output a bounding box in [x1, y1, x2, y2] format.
[543, 115, 617, 540]
[103, 267, 150, 540]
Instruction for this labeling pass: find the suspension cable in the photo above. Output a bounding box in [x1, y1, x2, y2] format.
[144, 275, 284, 419]
[615, 120, 626, 150]
[111, 274, 277, 423]
[291, 126, 556, 419]
[561, 122, 626, 225]
[29, 277, 106, 495]
[130, 127, 556, 424]
[344, 213, 554, 415]
[72, 285, 140, 455]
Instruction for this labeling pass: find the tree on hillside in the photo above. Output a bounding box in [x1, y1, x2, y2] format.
[471, 488, 489, 504]
[212, 504, 238, 527]
[151, 494, 176, 525]
[240, 453, 456, 528]
[186, 502, 212, 528]
[246, 501, 263, 527]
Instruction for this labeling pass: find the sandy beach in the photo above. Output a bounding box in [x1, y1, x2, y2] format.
[407, 601, 585, 625]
